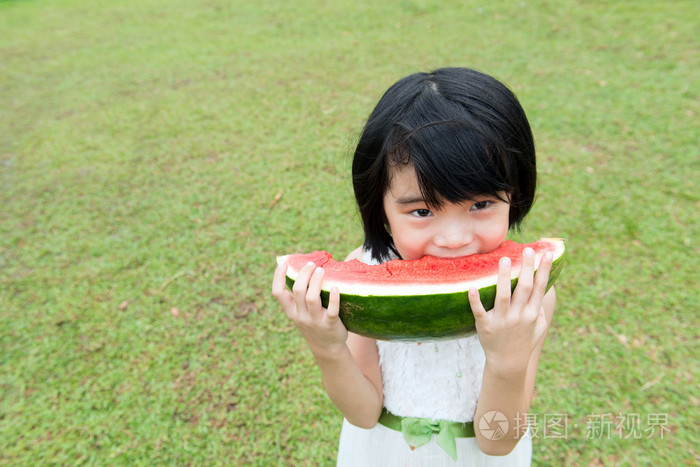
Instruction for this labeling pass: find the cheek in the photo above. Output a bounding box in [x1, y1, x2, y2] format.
[391, 226, 427, 259]
[479, 216, 510, 245]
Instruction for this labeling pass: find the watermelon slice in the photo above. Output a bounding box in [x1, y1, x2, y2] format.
[278, 238, 565, 341]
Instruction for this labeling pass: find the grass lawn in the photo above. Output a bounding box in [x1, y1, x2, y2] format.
[1, 0, 698, 464]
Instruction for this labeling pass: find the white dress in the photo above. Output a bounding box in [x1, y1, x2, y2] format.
[336, 251, 532, 466]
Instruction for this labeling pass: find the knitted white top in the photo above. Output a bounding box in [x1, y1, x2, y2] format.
[362, 250, 486, 423]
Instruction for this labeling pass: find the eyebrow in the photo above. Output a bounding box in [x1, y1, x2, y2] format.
[395, 195, 426, 205]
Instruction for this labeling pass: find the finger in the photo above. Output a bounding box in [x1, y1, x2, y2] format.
[271, 260, 288, 295]
[305, 267, 325, 315]
[468, 287, 488, 322]
[326, 286, 341, 319]
[292, 262, 317, 311]
[272, 261, 296, 315]
[494, 256, 512, 313]
[530, 251, 554, 308]
[511, 248, 535, 309]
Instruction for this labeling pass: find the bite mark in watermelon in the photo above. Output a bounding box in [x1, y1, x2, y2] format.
[278, 238, 565, 341]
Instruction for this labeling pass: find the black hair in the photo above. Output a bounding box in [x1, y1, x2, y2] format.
[352, 67, 537, 262]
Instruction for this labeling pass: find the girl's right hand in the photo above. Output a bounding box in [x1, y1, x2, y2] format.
[271, 260, 348, 357]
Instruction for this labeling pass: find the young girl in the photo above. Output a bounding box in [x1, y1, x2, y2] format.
[272, 67, 556, 466]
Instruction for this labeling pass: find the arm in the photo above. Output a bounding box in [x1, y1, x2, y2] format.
[469, 249, 556, 456]
[271, 247, 383, 428]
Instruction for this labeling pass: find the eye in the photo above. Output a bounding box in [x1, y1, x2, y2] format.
[412, 209, 433, 217]
[471, 200, 491, 211]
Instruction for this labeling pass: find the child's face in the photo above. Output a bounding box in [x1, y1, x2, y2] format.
[383, 166, 510, 260]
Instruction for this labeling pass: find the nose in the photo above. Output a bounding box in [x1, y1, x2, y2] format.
[433, 219, 474, 250]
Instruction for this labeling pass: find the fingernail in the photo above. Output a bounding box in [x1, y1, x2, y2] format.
[524, 248, 534, 257]
[500, 257, 510, 266]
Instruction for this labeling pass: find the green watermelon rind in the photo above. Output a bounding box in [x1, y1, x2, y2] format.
[284, 251, 565, 342]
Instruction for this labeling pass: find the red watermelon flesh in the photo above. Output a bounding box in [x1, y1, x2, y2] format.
[279, 238, 565, 297]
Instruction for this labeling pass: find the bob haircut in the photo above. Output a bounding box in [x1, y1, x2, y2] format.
[352, 67, 537, 262]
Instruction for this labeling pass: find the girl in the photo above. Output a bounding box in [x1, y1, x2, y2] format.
[272, 68, 556, 466]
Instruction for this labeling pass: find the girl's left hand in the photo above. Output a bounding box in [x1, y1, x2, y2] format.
[468, 248, 554, 376]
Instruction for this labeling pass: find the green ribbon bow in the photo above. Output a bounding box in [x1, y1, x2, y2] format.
[401, 417, 459, 461]
[378, 409, 475, 461]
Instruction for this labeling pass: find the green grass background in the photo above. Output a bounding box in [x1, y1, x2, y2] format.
[1, 0, 698, 464]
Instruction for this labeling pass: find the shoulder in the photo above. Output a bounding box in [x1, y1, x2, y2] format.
[344, 247, 365, 262]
